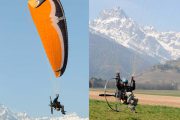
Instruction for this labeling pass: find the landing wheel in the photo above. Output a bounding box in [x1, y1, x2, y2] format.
[103, 79, 126, 112]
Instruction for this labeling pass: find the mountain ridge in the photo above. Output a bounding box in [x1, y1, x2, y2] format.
[0, 104, 88, 120]
[89, 7, 180, 79]
[90, 7, 180, 62]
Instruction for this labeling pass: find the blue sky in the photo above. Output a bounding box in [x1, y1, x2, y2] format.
[0, 0, 88, 118]
[89, 0, 180, 32]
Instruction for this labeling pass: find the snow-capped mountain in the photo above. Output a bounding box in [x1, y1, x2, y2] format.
[0, 104, 14, 120]
[89, 31, 159, 79]
[89, 7, 180, 62]
[0, 104, 88, 120]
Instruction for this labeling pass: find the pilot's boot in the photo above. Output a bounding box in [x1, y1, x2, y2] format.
[61, 105, 66, 115]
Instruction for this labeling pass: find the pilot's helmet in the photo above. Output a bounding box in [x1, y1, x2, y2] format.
[122, 78, 128, 84]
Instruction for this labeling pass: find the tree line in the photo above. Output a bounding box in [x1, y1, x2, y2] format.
[89, 77, 179, 90]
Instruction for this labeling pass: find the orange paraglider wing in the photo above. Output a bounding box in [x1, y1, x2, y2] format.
[28, 0, 68, 77]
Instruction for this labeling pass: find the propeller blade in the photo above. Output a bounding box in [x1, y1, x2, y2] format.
[99, 94, 115, 97]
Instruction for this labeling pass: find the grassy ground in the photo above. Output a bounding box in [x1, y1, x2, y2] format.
[90, 100, 180, 120]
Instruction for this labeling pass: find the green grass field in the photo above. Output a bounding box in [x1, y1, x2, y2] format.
[90, 100, 180, 120]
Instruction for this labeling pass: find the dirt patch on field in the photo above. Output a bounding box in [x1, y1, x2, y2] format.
[90, 90, 180, 108]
